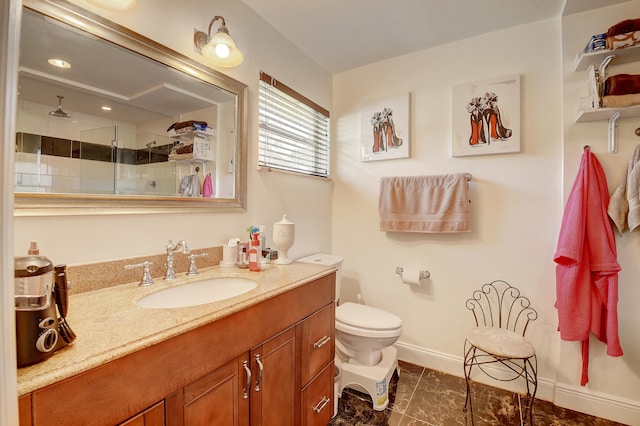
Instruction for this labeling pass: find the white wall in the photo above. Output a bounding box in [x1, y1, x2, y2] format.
[13, 0, 334, 265]
[332, 7, 639, 425]
[333, 15, 563, 391]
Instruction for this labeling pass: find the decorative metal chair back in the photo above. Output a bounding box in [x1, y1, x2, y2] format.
[465, 280, 538, 337]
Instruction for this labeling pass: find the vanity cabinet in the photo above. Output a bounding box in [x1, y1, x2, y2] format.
[165, 306, 332, 426]
[20, 272, 335, 426]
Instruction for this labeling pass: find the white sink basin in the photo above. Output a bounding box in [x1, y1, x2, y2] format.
[137, 277, 257, 309]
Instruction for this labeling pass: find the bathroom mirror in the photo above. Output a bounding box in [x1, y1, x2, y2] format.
[15, 0, 248, 215]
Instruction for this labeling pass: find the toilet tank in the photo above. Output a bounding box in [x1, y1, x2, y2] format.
[297, 254, 343, 302]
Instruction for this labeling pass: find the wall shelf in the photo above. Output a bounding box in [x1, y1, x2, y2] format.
[573, 43, 640, 72]
[576, 104, 640, 123]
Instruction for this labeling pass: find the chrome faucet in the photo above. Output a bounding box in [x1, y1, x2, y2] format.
[164, 239, 189, 280]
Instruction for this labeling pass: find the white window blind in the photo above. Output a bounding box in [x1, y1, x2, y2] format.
[258, 71, 330, 178]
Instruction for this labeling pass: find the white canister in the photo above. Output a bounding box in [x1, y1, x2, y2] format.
[273, 215, 295, 265]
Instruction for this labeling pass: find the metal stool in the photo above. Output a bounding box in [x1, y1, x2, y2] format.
[463, 280, 538, 425]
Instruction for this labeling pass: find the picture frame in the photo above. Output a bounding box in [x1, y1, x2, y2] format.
[452, 75, 520, 157]
[361, 93, 410, 162]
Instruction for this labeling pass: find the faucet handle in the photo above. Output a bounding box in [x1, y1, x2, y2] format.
[125, 261, 154, 286]
[186, 253, 208, 276]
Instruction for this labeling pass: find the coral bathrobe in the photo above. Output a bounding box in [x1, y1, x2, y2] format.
[554, 148, 622, 386]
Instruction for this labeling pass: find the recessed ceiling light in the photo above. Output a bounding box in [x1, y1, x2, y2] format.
[48, 58, 71, 68]
[101, 106, 112, 111]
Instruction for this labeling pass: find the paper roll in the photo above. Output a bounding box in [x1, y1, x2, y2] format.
[401, 267, 422, 286]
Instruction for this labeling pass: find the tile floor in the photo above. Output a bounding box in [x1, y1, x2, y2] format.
[329, 360, 627, 426]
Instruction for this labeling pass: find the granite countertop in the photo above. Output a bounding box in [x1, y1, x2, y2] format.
[17, 261, 335, 396]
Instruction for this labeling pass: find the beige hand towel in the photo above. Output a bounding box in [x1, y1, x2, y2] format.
[379, 173, 471, 233]
[608, 145, 640, 234]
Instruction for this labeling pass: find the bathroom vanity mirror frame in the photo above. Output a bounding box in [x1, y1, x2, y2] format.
[15, 0, 248, 216]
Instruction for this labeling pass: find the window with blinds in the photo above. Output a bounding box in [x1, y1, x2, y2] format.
[258, 71, 330, 178]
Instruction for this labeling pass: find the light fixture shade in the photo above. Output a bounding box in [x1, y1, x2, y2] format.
[194, 16, 244, 68]
[203, 32, 243, 67]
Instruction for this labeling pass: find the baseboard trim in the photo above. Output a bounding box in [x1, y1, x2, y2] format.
[395, 341, 640, 426]
[554, 382, 640, 426]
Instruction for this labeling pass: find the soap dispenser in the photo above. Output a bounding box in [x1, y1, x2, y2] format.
[248, 233, 261, 272]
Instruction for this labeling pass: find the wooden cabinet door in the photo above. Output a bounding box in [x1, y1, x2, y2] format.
[249, 327, 296, 426]
[119, 401, 165, 426]
[18, 394, 31, 426]
[168, 356, 249, 426]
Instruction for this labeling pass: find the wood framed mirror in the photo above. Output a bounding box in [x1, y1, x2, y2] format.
[15, 0, 248, 215]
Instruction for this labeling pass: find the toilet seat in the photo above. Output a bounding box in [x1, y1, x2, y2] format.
[336, 302, 402, 338]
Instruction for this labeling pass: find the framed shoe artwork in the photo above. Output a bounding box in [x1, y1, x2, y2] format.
[360, 93, 410, 162]
[452, 74, 521, 157]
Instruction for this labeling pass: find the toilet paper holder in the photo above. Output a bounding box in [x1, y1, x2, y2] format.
[395, 267, 430, 279]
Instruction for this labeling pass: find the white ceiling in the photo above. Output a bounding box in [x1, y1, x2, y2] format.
[18, 8, 235, 125]
[240, 0, 632, 73]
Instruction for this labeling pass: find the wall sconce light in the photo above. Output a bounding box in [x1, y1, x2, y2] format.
[194, 16, 244, 67]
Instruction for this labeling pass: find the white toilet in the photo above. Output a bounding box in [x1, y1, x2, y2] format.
[297, 254, 402, 412]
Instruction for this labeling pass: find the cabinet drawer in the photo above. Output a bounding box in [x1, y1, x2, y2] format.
[301, 363, 334, 426]
[301, 303, 334, 384]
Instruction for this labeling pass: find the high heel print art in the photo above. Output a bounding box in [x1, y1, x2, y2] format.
[467, 97, 486, 145]
[465, 92, 512, 146]
[371, 108, 403, 153]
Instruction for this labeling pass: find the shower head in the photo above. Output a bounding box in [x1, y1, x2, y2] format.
[145, 140, 157, 148]
[49, 96, 71, 119]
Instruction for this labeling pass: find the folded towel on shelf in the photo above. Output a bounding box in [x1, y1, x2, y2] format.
[167, 120, 208, 132]
[168, 153, 194, 161]
[608, 145, 640, 234]
[603, 74, 640, 96]
[602, 93, 640, 108]
[606, 30, 640, 50]
[378, 173, 471, 233]
[607, 18, 640, 37]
